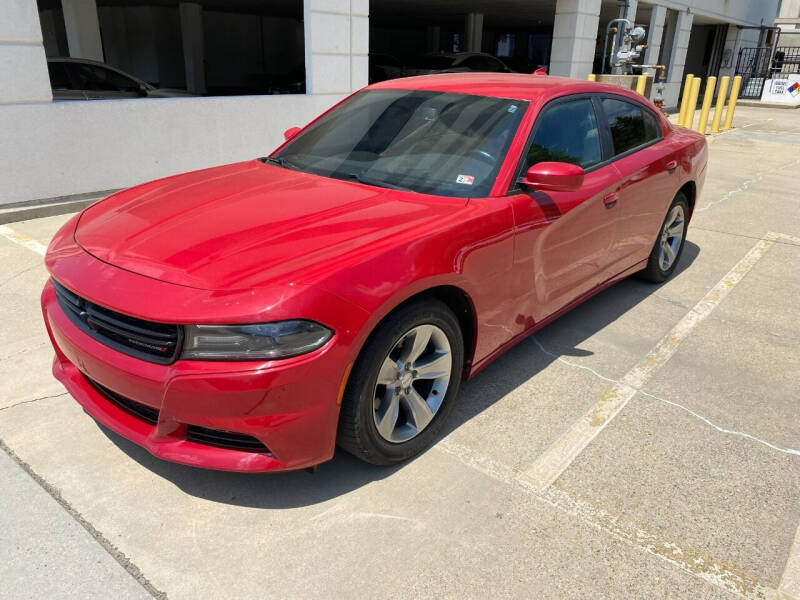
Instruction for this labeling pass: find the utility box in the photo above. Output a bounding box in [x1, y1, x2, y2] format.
[596, 74, 652, 99]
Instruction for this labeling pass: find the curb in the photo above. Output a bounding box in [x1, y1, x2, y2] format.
[0, 190, 119, 225]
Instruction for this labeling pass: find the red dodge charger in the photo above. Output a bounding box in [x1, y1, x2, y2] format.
[42, 73, 707, 472]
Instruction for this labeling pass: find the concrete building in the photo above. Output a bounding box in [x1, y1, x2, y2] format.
[1, 0, 780, 206]
[776, 0, 800, 33]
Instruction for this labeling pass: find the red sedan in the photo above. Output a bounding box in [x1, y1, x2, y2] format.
[42, 73, 707, 472]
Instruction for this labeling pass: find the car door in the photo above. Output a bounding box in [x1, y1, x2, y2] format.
[597, 95, 678, 271]
[508, 95, 622, 322]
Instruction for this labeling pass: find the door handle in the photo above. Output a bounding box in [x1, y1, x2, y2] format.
[666, 160, 678, 171]
[603, 192, 618, 208]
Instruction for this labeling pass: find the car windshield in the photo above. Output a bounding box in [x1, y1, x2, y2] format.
[274, 89, 528, 197]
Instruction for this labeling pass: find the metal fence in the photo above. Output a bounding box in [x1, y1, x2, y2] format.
[771, 47, 800, 76]
[735, 46, 800, 99]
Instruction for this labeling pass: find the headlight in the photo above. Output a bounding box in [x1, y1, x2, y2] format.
[181, 320, 333, 361]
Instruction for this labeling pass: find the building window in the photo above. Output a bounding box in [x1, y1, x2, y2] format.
[37, 0, 305, 100]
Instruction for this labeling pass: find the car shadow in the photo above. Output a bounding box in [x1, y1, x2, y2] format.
[100, 241, 699, 508]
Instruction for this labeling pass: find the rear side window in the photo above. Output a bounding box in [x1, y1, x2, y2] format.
[526, 98, 602, 169]
[643, 109, 661, 140]
[601, 97, 660, 156]
[74, 64, 141, 92]
[47, 62, 71, 90]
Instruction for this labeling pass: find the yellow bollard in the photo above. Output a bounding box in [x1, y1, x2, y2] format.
[685, 77, 702, 130]
[710, 75, 730, 133]
[722, 75, 743, 130]
[696, 76, 716, 134]
[678, 74, 694, 126]
[635, 73, 648, 96]
[587, 73, 596, 82]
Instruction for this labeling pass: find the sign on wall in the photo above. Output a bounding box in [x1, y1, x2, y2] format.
[760, 73, 800, 105]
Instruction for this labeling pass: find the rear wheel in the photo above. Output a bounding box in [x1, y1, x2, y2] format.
[337, 299, 464, 465]
[639, 193, 689, 283]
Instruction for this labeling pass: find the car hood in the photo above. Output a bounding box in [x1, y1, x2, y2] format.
[75, 161, 466, 291]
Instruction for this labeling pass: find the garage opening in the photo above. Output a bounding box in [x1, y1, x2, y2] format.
[37, 0, 305, 99]
[368, 0, 556, 83]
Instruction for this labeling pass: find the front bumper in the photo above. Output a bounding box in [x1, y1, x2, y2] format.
[42, 281, 348, 472]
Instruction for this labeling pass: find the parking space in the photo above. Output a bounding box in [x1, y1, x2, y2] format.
[1, 106, 799, 599]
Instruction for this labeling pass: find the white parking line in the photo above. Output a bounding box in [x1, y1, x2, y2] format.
[519, 234, 777, 492]
[0, 225, 47, 256]
[775, 232, 800, 246]
[436, 438, 773, 599]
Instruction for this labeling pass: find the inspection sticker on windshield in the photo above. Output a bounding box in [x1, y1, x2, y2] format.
[456, 174, 475, 185]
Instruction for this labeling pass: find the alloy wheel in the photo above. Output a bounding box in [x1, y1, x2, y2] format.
[658, 204, 686, 271]
[372, 324, 452, 443]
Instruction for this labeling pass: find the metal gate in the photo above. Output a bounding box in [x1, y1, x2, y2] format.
[735, 47, 773, 99]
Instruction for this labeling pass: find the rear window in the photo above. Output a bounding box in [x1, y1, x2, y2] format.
[601, 97, 660, 156]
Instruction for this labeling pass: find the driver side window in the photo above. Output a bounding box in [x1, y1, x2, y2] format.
[526, 99, 602, 170]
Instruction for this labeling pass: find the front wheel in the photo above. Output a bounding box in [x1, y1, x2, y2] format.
[337, 299, 464, 465]
[638, 193, 689, 283]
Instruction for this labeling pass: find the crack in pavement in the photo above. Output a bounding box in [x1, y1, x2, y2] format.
[531, 336, 800, 457]
[0, 341, 50, 362]
[0, 392, 69, 412]
[0, 263, 42, 287]
[696, 157, 800, 213]
[0, 437, 167, 599]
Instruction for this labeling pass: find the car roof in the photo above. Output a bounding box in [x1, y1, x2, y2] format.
[48, 57, 109, 67]
[367, 72, 653, 106]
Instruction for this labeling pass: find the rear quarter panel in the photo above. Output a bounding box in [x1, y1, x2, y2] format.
[669, 125, 708, 217]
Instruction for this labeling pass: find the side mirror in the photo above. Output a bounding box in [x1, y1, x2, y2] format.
[283, 127, 301, 141]
[521, 162, 584, 192]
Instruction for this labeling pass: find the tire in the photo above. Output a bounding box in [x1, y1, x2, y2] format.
[638, 193, 689, 283]
[337, 298, 464, 465]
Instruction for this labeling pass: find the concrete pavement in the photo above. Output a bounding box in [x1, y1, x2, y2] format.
[0, 445, 152, 599]
[0, 105, 798, 599]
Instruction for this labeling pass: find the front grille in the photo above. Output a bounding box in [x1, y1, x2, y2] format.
[88, 379, 160, 425]
[186, 425, 270, 453]
[52, 278, 181, 364]
[86, 376, 270, 454]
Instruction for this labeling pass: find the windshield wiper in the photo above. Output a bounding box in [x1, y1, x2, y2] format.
[341, 172, 414, 192]
[260, 156, 298, 170]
